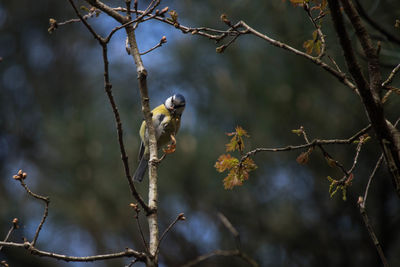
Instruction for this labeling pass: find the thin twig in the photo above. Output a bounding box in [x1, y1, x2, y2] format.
[327, 55, 343, 73]
[68, 0, 102, 42]
[240, 124, 371, 164]
[348, 141, 363, 174]
[217, 212, 241, 250]
[0, 219, 18, 251]
[157, 213, 185, 254]
[132, 0, 160, 30]
[238, 20, 358, 93]
[362, 118, 400, 205]
[356, 119, 400, 267]
[56, 10, 99, 27]
[318, 144, 349, 177]
[15, 175, 49, 246]
[101, 44, 150, 213]
[69, 0, 150, 213]
[126, 258, 139, 267]
[382, 63, 400, 87]
[130, 203, 149, 253]
[104, 20, 137, 43]
[357, 205, 389, 267]
[362, 154, 384, 207]
[0, 241, 146, 262]
[140, 36, 167, 55]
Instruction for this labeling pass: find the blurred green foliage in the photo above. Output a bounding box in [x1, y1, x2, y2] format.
[1, 0, 400, 266]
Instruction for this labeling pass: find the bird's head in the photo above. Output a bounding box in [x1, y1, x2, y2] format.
[165, 94, 186, 116]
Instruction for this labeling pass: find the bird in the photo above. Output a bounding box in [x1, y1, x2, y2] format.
[133, 94, 186, 182]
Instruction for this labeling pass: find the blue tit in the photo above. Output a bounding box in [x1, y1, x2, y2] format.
[133, 94, 186, 182]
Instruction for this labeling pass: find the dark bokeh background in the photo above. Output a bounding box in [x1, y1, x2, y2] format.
[1, 0, 400, 266]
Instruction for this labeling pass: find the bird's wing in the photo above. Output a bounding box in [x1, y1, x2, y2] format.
[152, 104, 171, 138]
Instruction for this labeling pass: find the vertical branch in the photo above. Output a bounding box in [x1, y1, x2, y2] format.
[101, 42, 150, 213]
[125, 25, 160, 265]
[84, 1, 160, 265]
[328, 0, 400, 197]
[358, 205, 389, 267]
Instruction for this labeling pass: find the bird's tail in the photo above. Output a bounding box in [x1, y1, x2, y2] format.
[133, 155, 149, 182]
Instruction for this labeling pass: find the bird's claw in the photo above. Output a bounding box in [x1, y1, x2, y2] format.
[163, 134, 177, 154]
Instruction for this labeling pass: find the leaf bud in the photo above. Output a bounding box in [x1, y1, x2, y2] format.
[178, 213, 186, 221]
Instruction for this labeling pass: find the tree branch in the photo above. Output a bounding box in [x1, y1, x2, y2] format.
[84, 1, 160, 265]
[12, 171, 49, 247]
[0, 219, 18, 252]
[357, 203, 389, 267]
[0, 241, 145, 262]
[328, 0, 400, 197]
[382, 63, 400, 88]
[114, 8, 358, 93]
[140, 36, 167, 56]
[356, 119, 399, 267]
[240, 124, 371, 163]
[69, 0, 150, 213]
[157, 213, 185, 254]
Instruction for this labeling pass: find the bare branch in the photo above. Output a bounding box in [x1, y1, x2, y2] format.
[68, 0, 150, 213]
[357, 204, 389, 267]
[129, 203, 149, 253]
[362, 154, 384, 207]
[68, 0, 102, 42]
[356, 118, 400, 266]
[382, 63, 400, 87]
[318, 144, 350, 177]
[240, 124, 371, 163]
[348, 141, 363, 174]
[84, 1, 160, 264]
[217, 212, 240, 250]
[100, 44, 150, 213]
[0, 241, 145, 262]
[0, 219, 18, 251]
[140, 36, 167, 55]
[329, 0, 400, 197]
[13, 171, 49, 246]
[157, 213, 185, 254]
[132, 0, 160, 30]
[362, 118, 400, 206]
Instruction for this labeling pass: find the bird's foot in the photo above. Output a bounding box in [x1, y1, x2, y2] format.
[163, 134, 177, 154]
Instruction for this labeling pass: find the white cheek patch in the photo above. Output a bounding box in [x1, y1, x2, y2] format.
[165, 97, 173, 109]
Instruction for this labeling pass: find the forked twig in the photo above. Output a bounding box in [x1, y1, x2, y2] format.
[12, 171, 49, 246]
